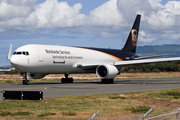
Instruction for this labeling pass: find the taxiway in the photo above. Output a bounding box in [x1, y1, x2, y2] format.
[0, 77, 180, 100]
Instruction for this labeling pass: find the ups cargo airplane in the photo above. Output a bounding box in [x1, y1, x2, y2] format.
[7, 14, 180, 85]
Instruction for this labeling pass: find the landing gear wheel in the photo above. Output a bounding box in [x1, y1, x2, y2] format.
[61, 73, 74, 83]
[22, 72, 30, 85]
[22, 80, 30, 85]
[61, 78, 74, 83]
[61, 78, 65, 83]
[101, 79, 114, 84]
[69, 78, 73, 83]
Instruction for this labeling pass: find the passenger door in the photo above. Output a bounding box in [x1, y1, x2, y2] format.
[38, 50, 43, 62]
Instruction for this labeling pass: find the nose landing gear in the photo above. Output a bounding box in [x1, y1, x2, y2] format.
[61, 73, 73, 83]
[22, 72, 30, 85]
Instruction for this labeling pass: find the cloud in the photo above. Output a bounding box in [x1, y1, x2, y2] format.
[139, 30, 156, 43]
[0, 0, 35, 19]
[0, 0, 180, 45]
[88, 0, 123, 26]
[116, 0, 180, 43]
[27, 0, 86, 28]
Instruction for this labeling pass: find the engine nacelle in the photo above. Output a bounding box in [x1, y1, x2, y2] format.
[96, 64, 119, 79]
[27, 73, 46, 79]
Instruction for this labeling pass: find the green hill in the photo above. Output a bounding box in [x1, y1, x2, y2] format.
[136, 44, 180, 57]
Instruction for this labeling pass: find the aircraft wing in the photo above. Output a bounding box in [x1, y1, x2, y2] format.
[134, 53, 176, 60]
[78, 57, 180, 69]
[114, 57, 180, 66]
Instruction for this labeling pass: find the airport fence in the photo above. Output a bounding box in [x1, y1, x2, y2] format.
[89, 108, 180, 120]
[141, 107, 180, 120]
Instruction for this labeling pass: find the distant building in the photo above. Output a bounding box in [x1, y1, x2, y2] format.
[0, 68, 15, 72]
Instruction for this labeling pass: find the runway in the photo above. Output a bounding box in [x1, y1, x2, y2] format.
[0, 77, 180, 100]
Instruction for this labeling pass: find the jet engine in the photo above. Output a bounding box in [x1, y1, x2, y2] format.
[96, 64, 119, 79]
[27, 73, 46, 79]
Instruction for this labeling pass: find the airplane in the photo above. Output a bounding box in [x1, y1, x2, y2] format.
[7, 14, 180, 85]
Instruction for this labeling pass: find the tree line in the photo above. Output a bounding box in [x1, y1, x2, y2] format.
[123, 61, 180, 73]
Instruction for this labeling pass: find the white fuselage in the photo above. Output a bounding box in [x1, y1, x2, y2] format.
[10, 44, 120, 74]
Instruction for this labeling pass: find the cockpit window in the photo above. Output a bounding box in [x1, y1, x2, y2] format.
[13, 51, 29, 56]
[26, 52, 29, 55]
[13, 52, 16, 55]
[16, 52, 21, 55]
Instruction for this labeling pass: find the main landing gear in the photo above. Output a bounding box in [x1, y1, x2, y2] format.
[22, 72, 30, 85]
[101, 79, 114, 84]
[61, 73, 73, 83]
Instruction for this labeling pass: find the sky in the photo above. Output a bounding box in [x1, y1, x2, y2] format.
[0, 0, 180, 67]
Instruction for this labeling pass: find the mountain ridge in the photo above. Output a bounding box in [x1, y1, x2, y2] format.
[136, 44, 180, 57]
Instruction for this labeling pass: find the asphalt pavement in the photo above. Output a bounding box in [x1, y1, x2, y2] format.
[0, 77, 180, 100]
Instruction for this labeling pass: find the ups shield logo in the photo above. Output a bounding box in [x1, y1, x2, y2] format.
[131, 29, 137, 46]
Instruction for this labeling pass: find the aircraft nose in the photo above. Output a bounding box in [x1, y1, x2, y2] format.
[10, 56, 26, 72]
[10, 56, 20, 68]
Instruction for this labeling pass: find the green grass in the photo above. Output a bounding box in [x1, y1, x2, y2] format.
[124, 105, 151, 113]
[62, 111, 77, 116]
[37, 112, 56, 117]
[0, 111, 32, 116]
[0, 89, 179, 119]
[0, 111, 12, 116]
[108, 94, 126, 99]
[1, 73, 180, 119]
[145, 89, 180, 100]
[163, 91, 180, 99]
